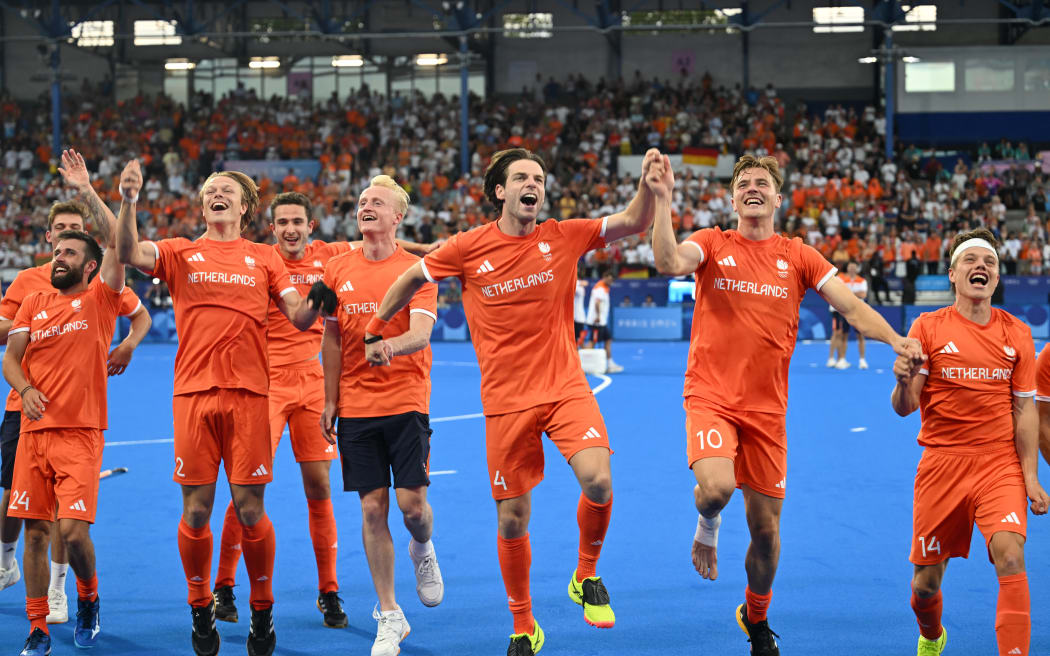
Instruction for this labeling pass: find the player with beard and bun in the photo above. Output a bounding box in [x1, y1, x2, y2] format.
[365, 147, 670, 655]
[651, 154, 922, 656]
[114, 161, 337, 656]
[3, 228, 126, 656]
[0, 150, 149, 629]
[893, 228, 1048, 656]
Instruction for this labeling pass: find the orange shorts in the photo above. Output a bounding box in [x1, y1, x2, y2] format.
[269, 364, 335, 463]
[684, 396, 787, 499]
[911, 444, 1027, 565]
[484, 395, 610, 500]
[173, 389, 272, 486]
[7, 428, 103, 523]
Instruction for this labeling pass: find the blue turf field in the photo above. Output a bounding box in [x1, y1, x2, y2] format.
[2, 340, 1050, 655]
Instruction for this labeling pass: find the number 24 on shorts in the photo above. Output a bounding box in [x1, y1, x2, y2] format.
[918, 535, 941, 558]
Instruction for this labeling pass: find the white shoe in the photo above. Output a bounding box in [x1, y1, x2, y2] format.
[371, 604, 410, 656]
[0, 558, 20, 591]
[409, 543, 444, 607]
[825, 357, 836, 368]
[858, 358, 869, 370]
[46, 587, 68, 624]
[834, 359, 851, 370]
[606, 361, 624, 374]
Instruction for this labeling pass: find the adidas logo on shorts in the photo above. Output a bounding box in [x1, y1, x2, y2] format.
[325, 444, 335, 453]
[186, 252, 205, 262]
[718, 255, 737, 267]
[775, 479, 786, 489]
[32, 310, 48, 321]
[250, 464, 269, 477]
[1009, 648, 1023, 654]
[69, 499, 87, 512]
[476, 259, 495, 274]
[1001, 512, 1021, 525]
[582, 427, 601, 440]
[339, 280, 354, 293]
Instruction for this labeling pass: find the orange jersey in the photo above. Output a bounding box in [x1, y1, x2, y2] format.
[910, 306, 1035, 449]
[325, 247, 437, 417]
[267, 240, 354, 367]
[1036, 344, 1050, 402]
[1, 262, 143, 411]
[147, 237, 294, 396]
[9, 281, 123, 432]
[422, 218, 606, 415]
[683, 228, 836, 414]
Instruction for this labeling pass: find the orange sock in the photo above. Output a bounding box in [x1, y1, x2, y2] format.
[745, 586, 772, 624]
[576, 493, 612, 580]
[177, 520, 213, 607]
[910, 586, 943, 641]
[26, 596, 49, 634]
[215, 501, 243, 589]
[497, 534, 533, 635]
[307, 498, 339, 593]
[75, 573, 98, 602]
[241, 515, 275, 610]
[996, 573, 1029, 656]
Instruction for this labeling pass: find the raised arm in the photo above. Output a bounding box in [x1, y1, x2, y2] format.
[59, 149, 115, 247]
[1014, 396, 1049, 514]
[604, 148, 663, 243]
[320, 320, 341, 444]
[821, 276, 923, 358]
[114, 160, 158, 271]
[648, 155, 702, 276]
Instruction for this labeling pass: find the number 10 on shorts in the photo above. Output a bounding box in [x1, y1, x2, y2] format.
[917, 535, 941, 558]
[694, 429, 723, 450]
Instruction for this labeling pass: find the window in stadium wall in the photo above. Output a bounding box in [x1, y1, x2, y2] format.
[892, 4, 937, 32]
[133, 20, 181, 46]
[70, 21, 114, 47]
[1024, 58, 1050, 92]
[620, 8, 740, 34]
[503, 13, 553, 38]
[904, 61, 955, 92]
[812, 6, 864, 33]
[965, 59, 1014, 92]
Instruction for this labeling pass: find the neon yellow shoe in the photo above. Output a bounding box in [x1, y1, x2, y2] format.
[507, 620, 544, 656]
[917, 627, 947, 656]
[568, 569, 615, 628]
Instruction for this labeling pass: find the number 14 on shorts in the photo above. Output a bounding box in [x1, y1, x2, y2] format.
[917, 535, 941, 558]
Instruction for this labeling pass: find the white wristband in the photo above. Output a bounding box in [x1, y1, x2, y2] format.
[118, 184, 139, 203]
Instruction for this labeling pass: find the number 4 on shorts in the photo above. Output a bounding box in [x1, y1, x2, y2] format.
[493, 470, 507, 490]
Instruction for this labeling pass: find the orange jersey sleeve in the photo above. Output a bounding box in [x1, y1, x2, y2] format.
[10, 282, 123, 432]
[684, 228, 836, 414]
[421, 219, 606, 415]
[266, 240, 354, 368]
[1037, 345, 1050, 402]
[325, 247, 436, 417]
[116, 285, 144, 317]
[148, 237, 295, 396]
[2, 264, 55, 411]
[913, 306, 1035, 449]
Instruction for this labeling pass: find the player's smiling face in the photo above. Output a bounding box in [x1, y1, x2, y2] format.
[201, 175, 247, 226]
[950, 247, 999, 301]
[271, 204, 314, 257]
[497, 159, 545, 222]
[357, 185, 402, 236]
[50, 239, 92, 290]
[731, 167, 781, 221]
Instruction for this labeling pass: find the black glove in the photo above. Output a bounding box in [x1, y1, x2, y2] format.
[307, 281, 338, 315]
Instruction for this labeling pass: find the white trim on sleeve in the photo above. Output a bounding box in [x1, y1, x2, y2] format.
[279, 287, 296, 297]
[8, 326, 28, 335]
[97, 275, 125, 293]
[323, 315, 338, 322]
[599, 216, 608, 239]
[0, 315, 9, 321]
[919, 368, 929, 376]
[815, 267, 838, 291]
[1036, 394, 1050, 403]
[123, 300, 144, 317]
[682, 240, 705, 264]
[420, 259, 437, 284]
[410, 308, 438, 321]
[1014, 389, 1036, 398]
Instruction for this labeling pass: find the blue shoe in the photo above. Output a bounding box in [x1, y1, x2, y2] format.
[19, 628, 51, 656]
[73, 597, 101, 648]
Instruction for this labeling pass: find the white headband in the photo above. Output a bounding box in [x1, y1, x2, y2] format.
[950, 238, 999, 267]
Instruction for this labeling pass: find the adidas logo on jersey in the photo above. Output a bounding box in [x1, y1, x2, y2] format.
[718, 255, 737, 267]
[32, 310, 48, 321]
[940, 341, 960, 354]
[476, 259, 495, 274]
[1001, 511, 1021, 525]
[186, 252, 205, 262]
[69, 499, 87, 512]
[251, 464, 269, 477]
[339, 280, 354, 293]
[582, 427, 601, 440]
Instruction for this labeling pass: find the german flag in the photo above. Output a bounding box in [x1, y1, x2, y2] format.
[682, 147, 718, 167]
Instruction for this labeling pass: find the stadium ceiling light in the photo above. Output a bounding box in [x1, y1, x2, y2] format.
[902, 56, 921, 63]
[415, 53, 448, 66]
[331, 55, 364, 67]
[857, 56, 878, 64]
[165, 58, 196, 70]
[249, 56, 280, 69]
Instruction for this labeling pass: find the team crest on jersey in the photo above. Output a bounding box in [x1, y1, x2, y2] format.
[776, 258, 789, 278]
[313, 260, 323, 268]
[1004, 345, 1016, 359]
[71, 298, 82, 312]
[244, 255, 256, 268]
[538, 241, 552, 261]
